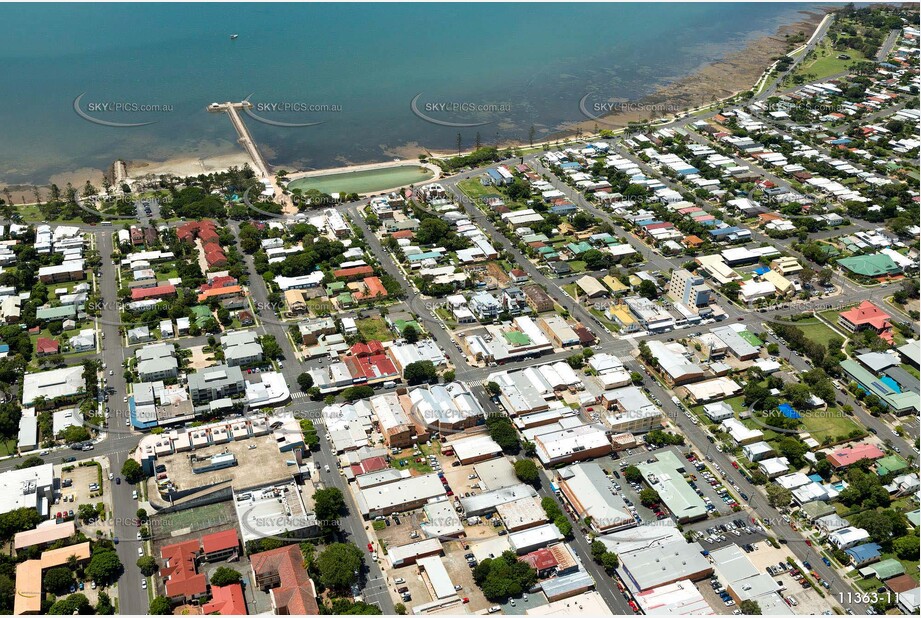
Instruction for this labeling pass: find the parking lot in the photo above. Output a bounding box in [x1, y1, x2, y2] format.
[686, 513, 767, 551]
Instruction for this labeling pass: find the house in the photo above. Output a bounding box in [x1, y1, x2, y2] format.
[826, 442, 886, 469]
[127, 326, 152, 344]
[251, 545, 320, 614]
[575, 275, 607, 298]
[36, 337, 59, 356]
[838, 301, 894, 343]
[160, 539, 208, 601]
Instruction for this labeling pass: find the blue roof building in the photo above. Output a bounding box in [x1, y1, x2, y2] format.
[845, 543, 882, 566]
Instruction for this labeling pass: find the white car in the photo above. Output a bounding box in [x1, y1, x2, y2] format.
[125, 418, 130, 427]
[137, 532, 142, 540]
[141, 579, 147, 590]
[108, 473, 114, 480]
[137, 547, 144, 556]
[132, 490, 138, 500]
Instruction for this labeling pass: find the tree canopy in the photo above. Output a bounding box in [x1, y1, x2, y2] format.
[316, 543, 364, 591]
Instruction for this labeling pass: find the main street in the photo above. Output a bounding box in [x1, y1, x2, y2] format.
[227, 223, 396, 614]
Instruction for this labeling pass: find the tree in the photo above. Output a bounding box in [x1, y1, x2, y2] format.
[485, 416, 520, 454]
[893, 535, 920, 561]
[485, 381, 501, 396]
[48, 593, 91, 615]
[630, 371, 643, 385]
[316, 543, 364, 590]
[314, 487, 346, 525]
[776, 436, 808, 468]
[395, 602, 407, 615]
[401, 325, 419, 344]
[623, 465, 643, 484]
[765, 484, 792, 508]
[95, 591, 115, 615]
[739, 600, 762, 615]
[85, 550, 124, 585]
[404, 360, 438, 385]
[136, 508, 149, 523]
[210, 566, 243, 587]
[637, 279, 657, 300]
[43, 566, 74, 593]
[513, 459, 540, 485]
[297, 372, 314, 392]
[149, 596, 172, 615]
[639, 488, 660, 507]
[472, 551, 538, 601]
[137, 555, 159, 577]
[0, 507, 42, 540]
[121, 458, 145, 484]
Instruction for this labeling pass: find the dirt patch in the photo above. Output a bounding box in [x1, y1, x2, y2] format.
[187, 345, 216, 370]
[485, 262, 511, 286]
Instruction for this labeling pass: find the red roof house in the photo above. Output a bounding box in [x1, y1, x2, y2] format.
[838, 301, 893, 343]
[354, 277, 388, 302]
[826, 442, 886, 469]
[334, 265, 374, 280]
[202, 583, 247, 615]
[350, 341, 385, 357]
[201, 529, 240, 560]
[130, 283, 177, 301]
[250, 545, 319, 615]
[36, 338, 59, 356]
[160, 540, 207, 600]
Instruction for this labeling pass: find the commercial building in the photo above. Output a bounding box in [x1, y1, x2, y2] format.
[558, 463, 634, 532]
[408, 382, 484, 433]
[356, 473, 446, 518]
[840, 360, 918, 415]
[646, 341, 704, 385]
[619, 541, 712, 592]
[136, 343, 179, 382]
[711, 326, 760, 360]
[634, 581, 714, 616]
[14, 542, 92, 615]
[636, 451, 708, 523]
[534, 423, 612, 466]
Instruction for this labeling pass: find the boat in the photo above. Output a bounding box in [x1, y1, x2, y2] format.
[230, 33, 239, 40]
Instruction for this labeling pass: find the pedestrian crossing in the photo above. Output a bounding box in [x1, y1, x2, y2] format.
[291, 391, 308, 399]
[465, 379, 486, 387]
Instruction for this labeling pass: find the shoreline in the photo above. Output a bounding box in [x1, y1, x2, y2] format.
[2, 8, 831, 202]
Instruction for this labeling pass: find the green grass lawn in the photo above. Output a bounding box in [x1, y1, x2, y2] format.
[568, 260, 587, 273]
[792, 38, 868, 81]
[356, 317, 394, 342]
[798, 407, 865, 444]
[150, 502, 233, 537]
[794, 320, 841, 348]
[562, 283, 580, 299]
[0, 438, 17, 457]
[588, 308, 618, 332]
[457, 179, 493, 203]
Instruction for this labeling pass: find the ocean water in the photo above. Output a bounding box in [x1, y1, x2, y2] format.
[0, 2, 816, 185]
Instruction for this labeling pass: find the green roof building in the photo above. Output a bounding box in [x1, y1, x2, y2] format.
[875, 455, 909, 476]
[191, 305, 213, 327]
[566, 241, 592, 255]
[738, 330, 764, 347]
[36, 305, 78, 321]
[858, 558, 904, 581]
[840, 359, 919, 414]
[326, 282, 346, 295]
[837, 254, 902, 279]
[337, 293, 355, 307]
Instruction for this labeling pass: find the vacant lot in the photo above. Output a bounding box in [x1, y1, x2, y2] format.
[793, 320, 841, 348]
[356, 317, 394, 342]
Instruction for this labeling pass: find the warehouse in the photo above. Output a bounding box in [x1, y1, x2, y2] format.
[619, 541, 712, 592]
[557, 463, 634, 532]
[448, 434, 503, 465]
[636, 451, 708, 523]
[356, 473, 446, 518]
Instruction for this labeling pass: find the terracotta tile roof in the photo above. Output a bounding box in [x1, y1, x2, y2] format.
[160, 539, 207, 599]
[202, 583, 247, 615]
[201, 529, 239, 555]
[250, 545, 319, 615]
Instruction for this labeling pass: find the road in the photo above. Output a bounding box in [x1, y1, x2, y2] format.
[226, 223, 396, 613]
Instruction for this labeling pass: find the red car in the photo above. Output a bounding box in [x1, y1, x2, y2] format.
[367, 543, 374, 552]
[462, 598, 469, 604]
[629, 600, 639, 612]
[731, 461, 739, 469]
